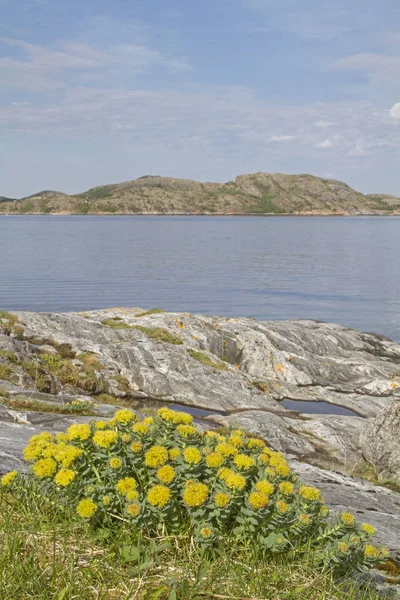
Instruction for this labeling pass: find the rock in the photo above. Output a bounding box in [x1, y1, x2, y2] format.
[360, 401, 400, 482]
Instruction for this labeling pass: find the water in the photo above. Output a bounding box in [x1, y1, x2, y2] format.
[1, 215, 400, 341]
[281, 400, 360, 417]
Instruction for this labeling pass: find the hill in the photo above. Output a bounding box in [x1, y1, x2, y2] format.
[1, 172, 400, 215]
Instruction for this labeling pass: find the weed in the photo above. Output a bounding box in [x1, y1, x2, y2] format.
[135, 326, 183, 345]
[188, 349, 229, 370]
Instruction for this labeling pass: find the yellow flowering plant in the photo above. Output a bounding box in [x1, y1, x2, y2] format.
[0, 407, 389, 569]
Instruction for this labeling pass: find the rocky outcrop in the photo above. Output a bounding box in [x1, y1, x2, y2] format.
[360, 401, 400, 482]
[1, 172, 399, 215]
[1, 308, 400, 469]
[2, 308, 400, 563]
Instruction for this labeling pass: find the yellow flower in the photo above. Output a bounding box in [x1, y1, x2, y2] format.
[340, 512, 355, 526]
[264, 467, 276, 478]
[338, 542, 349, 554]
[205, 430, 218, 439]
[361, 523, 375, 536]
[157, 465, 176, 484]
[142, 417, 154, 426]
[205, 452, 224, 469]
[76, 498, 97, 518]
[299, 485, 321, 502]
[249, 491, 269, 510]
[55, 433, 68, 442]
[114, 409, 136, 423]
[279, 481, 295, 495]
[269, 452, 286, 467]
[127, 502, 141, 517]
[218, 468, 234, 482]
[121, 434, 131, 443]
[275, 464, 291, 477]
[93, 430, 118, 449]
[55, 469, 75, 487]
[116, 477, 137, 496]
[247, 438, 265, 449]
[259, 454, 271, 465]
[215, 443, 238, 457]
[380, 547, 390, 559]
[95, 421, 107, 430]
[255, 481, 274, 496]
[132, 422, 150, 435]
[229, 435, 244, 448]
[1, 471, 18, 487]
[214, 493, 230, 508]
[225, 472, 246, 491]
[130, 441, 143, 453]
[102, 495, 111, 506]
[276, 500, 289, 514]
[183, 447, 202, 465]
[319, 505, 329, 518]
[169, 448, 181, 460]
[177, 424, 197, 438]
[199, 526, 213, 539]
[67, 423, 91, 441]
[56, 445, 83, 468]
[364, 544, 378, 559]
[147, 485, 171, 508]
[298, 514, 309, 526]
[109, 457, 122, 469]
[145, 446, 169, 468]
[183, 482, 209, 507]
[126, 490, 139, 501]
[234, 454, 256, 471]
[33, 458, 57, 478]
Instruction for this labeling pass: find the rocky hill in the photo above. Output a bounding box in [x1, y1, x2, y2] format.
[1, 172, 400, 215]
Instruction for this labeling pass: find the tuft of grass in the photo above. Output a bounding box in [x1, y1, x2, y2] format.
[351, 459, 400, 493]
[102, 318, 132, 329]
[188, 349, 229, 370]
[0, 487, 384, 600]
[4, 397, 96, 416]
[0, 365, 18, 384]
[0, 386, 10, 399]
[135, 308, 166, 318]
[135, 326, 183, 345]
[0, 311, 23, 337]
[253, 380, 271, 393]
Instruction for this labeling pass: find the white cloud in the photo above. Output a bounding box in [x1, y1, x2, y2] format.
[314, 139, 333, 148]
[334, 53, 400, 83]
[315, 120, 333, 128]
[269, 134, 295, 142]
[0, 36, 191, 92]
[390, 102, 400, 120]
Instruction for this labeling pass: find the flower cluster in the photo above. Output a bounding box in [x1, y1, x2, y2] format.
[1, 407, 388, 572]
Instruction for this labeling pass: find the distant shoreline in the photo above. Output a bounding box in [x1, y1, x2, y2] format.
[1, 212, 399, 217]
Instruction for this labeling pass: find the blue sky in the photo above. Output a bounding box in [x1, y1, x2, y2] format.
[0, 0, 399, 197]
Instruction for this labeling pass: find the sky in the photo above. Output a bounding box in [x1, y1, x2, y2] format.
[0, 0, 399, 198]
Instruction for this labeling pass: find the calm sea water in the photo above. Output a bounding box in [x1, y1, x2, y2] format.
[1, 215, 400, 341]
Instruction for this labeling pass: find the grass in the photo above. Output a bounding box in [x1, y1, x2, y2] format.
[0, 310, 23, 336]
[0, 486, 384, 600]
[188, 349, 229, 371]
[135, 326, 183, 345]
[102, 318, 133, 329]
[4, 397, 96, 416]
[0, 364, 18, 384]
[135, 309, 166, 318]
[350, 459, 400, 494]
[252, 380, 271, 393]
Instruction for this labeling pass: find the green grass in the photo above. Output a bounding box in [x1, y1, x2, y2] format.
[188, 349, 229, 370]
[350, 459, 400, 493]
[135, 308, 166, 318]
[102, 318, 133, 329]
[4, 397, 96, 416]
[0, 486, 384, 600]
[0, 311, 22, 336]
[135, 326, 183, 345]
[0, 364, 18, 384]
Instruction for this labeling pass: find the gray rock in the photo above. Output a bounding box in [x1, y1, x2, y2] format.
[360, 401, 400, 482]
